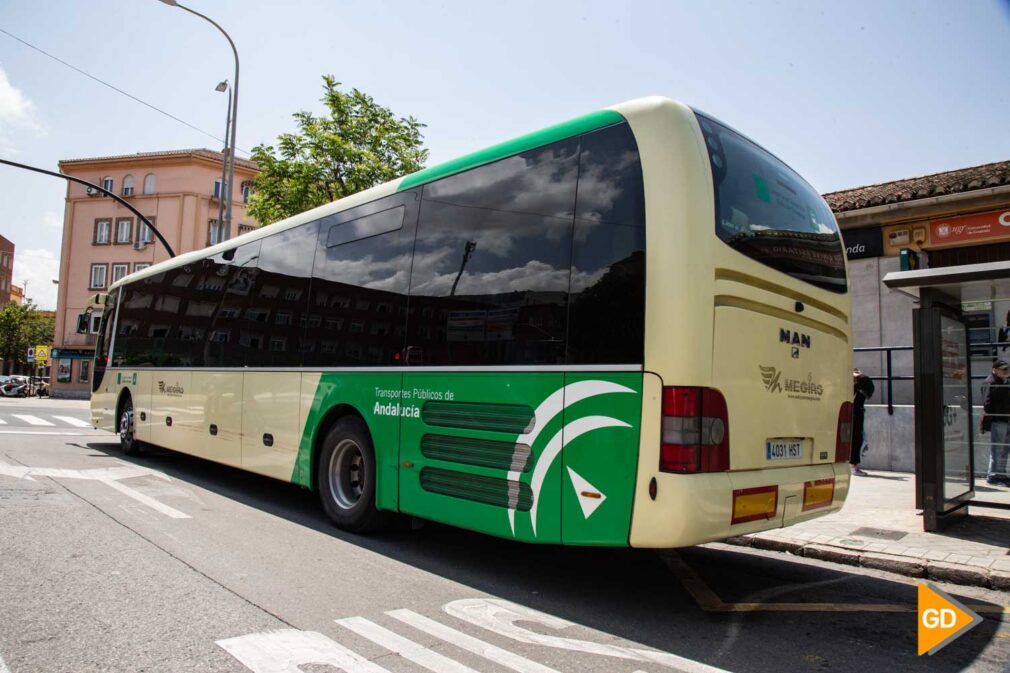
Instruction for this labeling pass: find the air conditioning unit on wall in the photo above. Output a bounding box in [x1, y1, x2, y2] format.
[85, 186, 100, 196]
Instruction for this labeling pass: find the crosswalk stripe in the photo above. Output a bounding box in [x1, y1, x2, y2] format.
[12, 415, 54, 426]
[337, 617, 482, 673]
[388, 609, 561, 673]
[53, 415, 91, 428]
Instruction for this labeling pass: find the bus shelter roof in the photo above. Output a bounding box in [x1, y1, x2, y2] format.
[882, 260, 1010, 304]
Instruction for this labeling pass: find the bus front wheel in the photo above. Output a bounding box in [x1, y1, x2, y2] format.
[317, 417, 386, 533]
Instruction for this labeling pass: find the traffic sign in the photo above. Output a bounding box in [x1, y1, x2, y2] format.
[35, 345, 49, 364]
[26, 346, 35, 363]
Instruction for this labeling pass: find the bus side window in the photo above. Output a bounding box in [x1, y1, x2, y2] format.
[568, 122, 646, 365]
[245, 222, 318, 367]
[304, 193, 418, 368]
[408, 138, 580, 366]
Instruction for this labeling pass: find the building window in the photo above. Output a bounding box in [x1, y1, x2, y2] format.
[238, 224, 254, 235]
[115, 218, 133, 244]
[90, 264, 107, 289]
[111, 264, 129, 284]
[134, 262, 151, 273]
[102, 176, 114, 192]
[213, 179, 223, 199]
[242, 182, 251, 203]
[122, 174, 134, 196]
[143, 173, 156, 194]
[78, 359, 90, 383]
[208, 219, 229, 246]
[138, 218, 154, 244]
[94, 219, 111, 245]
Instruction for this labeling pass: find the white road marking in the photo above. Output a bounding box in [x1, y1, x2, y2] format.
[0, 431, 105, 436]
[218, 629, 394, 673]
[12, 414, 53, 426]
[0, 417, 6, 424]
[337, 616, 482, 673]
[0, 648, 9, 673]
[100, 478, 190, 519]
[0, 460, 187, 518]
[53, 415, 92, 428]
[445, 598, 734, 673]
[388, 609, 561, 673]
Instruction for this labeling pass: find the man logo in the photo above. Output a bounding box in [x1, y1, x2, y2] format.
[780, 329, 811, 349]
[760, 365, 782, 393]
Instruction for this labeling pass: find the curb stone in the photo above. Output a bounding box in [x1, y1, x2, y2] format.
[724, 536, 1010, 590]
[926, 561, 991, 588]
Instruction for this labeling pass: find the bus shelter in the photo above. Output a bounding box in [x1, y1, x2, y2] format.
[883, 260, 1010, 531]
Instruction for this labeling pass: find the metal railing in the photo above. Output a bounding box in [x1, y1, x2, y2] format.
[854, 341, 1010, 415]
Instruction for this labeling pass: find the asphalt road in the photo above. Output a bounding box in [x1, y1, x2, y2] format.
[0, 399, 1008, 673]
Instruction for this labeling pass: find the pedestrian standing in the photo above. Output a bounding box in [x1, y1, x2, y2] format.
[850, 369, 874, 476]
[983, 359, 1010, 486]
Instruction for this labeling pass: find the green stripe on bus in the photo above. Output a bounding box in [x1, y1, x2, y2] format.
[396, 109, 625, 191]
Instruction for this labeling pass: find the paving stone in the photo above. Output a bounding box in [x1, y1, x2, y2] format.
[925, 551, 951, 561]
[966, 557, 996, 569]
[926, 561, 990, 588]
[860, 552, 927, 577]
[992, 558, 1010, 573]
[945, 554, 972, 564]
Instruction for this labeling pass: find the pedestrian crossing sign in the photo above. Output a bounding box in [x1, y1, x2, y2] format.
[35, 345, 49, 364]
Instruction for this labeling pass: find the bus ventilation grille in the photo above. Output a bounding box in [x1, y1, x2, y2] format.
[421, 401, 535, 434]
[421, 434, 533, 472]
[420, 468, 533, 511]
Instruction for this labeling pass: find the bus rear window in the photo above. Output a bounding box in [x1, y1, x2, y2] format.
[697, 112, 847, 294]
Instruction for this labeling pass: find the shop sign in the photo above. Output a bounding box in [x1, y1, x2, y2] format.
[930, 208, 1010, 246]
[841, 226, 884, 259]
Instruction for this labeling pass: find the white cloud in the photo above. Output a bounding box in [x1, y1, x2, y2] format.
[12, 247, 59, 311]
[0, 65, 44, 157]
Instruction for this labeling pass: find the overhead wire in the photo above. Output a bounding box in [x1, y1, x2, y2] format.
[0, 26, 251, 156]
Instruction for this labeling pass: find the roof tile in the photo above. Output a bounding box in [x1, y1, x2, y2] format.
[824, 160, 1010, 213]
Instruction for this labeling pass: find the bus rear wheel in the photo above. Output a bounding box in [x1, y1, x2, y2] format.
[317, 417, 387, 533]
[118, 395, 143, 456]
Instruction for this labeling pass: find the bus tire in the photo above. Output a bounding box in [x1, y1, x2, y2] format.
[118, 394, 143, 456]
[317, 417, 387, 533]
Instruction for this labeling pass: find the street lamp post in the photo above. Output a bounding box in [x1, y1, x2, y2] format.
[215, 80, 231, 231]
[158, 0, 239, 235]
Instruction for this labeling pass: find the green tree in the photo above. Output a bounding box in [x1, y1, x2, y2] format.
[247, 76, 428, 226]
[0, 301, 54, 375]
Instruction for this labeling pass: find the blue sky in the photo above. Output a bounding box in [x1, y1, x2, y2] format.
[1, 0, 1008, 309]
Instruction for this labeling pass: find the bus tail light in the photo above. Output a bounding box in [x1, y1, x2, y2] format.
[835, 401, 853, 463]
[660, 387, 729, 473]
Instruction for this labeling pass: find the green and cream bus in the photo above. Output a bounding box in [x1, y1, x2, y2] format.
[89, 97, 852, 547]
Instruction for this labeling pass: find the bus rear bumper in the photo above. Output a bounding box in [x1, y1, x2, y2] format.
[628, 463, 850, 548]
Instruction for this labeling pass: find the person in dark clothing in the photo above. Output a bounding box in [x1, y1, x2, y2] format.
[850, 369, 874, 476]
[983, 359, 1010, 486]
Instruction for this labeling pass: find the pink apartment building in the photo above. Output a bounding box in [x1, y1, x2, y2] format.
[0, 234, 13, 305]
[53, 149, 259, 398]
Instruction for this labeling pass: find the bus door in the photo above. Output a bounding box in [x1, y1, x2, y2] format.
[398, 372, 564, 544]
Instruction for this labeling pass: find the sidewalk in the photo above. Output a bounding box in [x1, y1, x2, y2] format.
[725, 471, 1010, 591]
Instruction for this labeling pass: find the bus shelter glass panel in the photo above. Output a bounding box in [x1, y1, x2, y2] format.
[941, 315, 973, 501]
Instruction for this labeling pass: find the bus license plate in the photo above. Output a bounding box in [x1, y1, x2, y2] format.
[767, 439, 803, 461]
